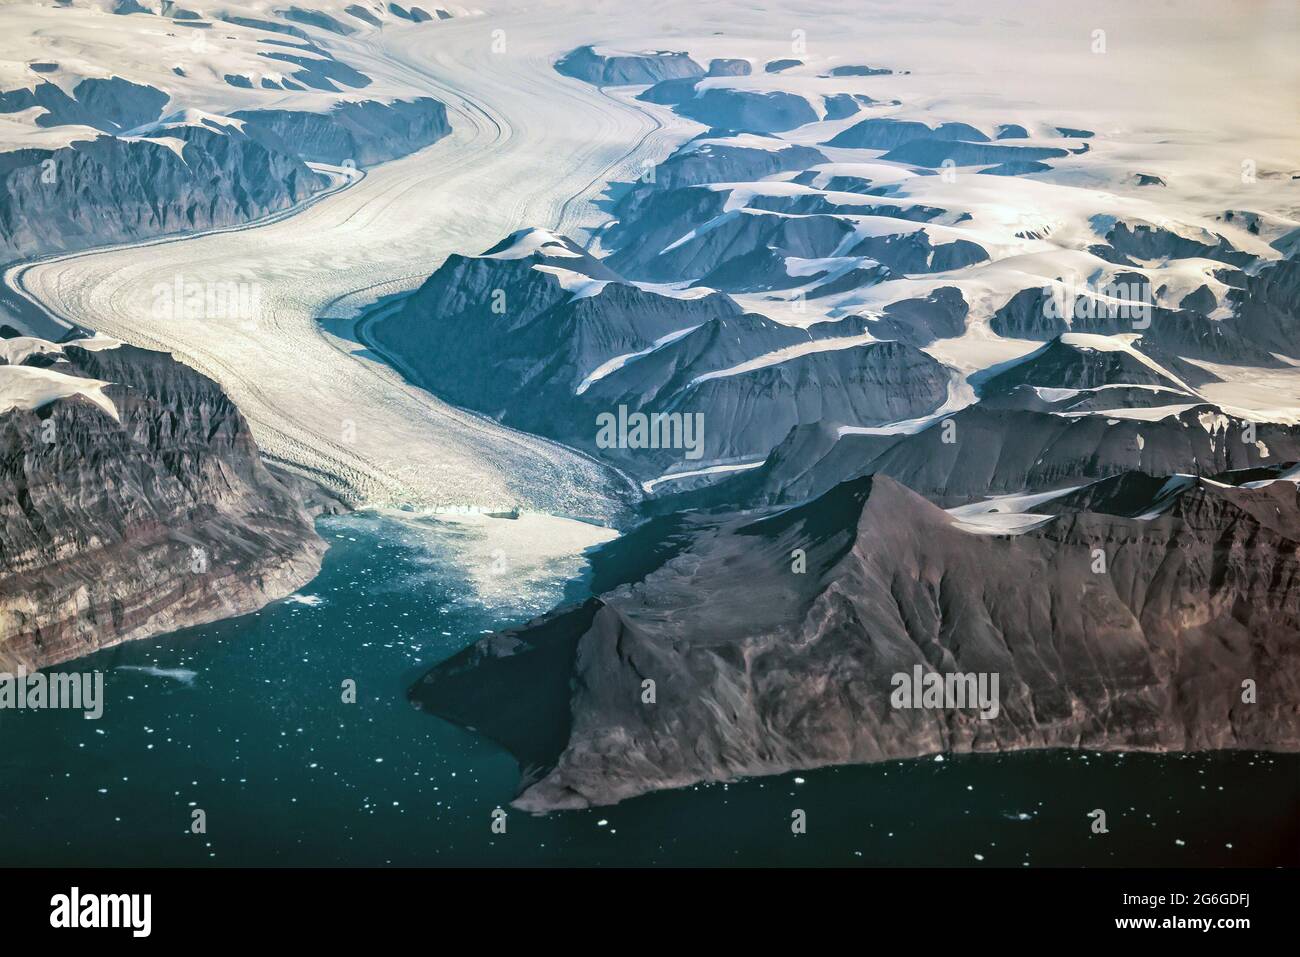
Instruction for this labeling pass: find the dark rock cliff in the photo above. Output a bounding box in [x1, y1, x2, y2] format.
[0, 122, 328, 261]
[0, 335, 325, 669]
[413, 473, 1300, 810]
[555, 45, 705, 87]
[232, 97, 451, 167]
[0, 89, 449, 260]
[369, 229, 953, 478]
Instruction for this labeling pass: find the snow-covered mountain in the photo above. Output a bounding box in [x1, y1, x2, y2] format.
[383, 11, 1300, 807]
[1, 0, 1297, 815]
[416, 467, 1300, 811]
[0, 324, 326, 669]
[0, 0, 466, 258]
[373, 34, 1300, 499]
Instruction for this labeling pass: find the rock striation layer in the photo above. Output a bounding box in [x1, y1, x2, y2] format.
[0, 331, 325, 670]
[413, 471, 1300, 810]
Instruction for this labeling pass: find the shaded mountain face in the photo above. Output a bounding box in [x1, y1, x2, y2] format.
[369, 43, 1296, 508]
[1224, 258, 1300, 356]
[0, 333, 324, 670]
[862, 286, 968, 345]
[0, 97, 450, 261]
[0, 5, 452, 262]
[413, 473, 1300, 810]
[231, 97, 449, 167]
[655, 311, 1300, 512]
[987, 285, 1283, 375]
[0, 77, 168, 134]
[368, 229, 739, 472]
[621, 137, 828, 198]
[374, 229, 717, 419]
[0, 123, 329, 261]
[827, 117, 992, 150]
[584, 333, 951, 470]
[371, 228, 955, 479]
[389, 41, 1300, 813]
[605, 182, 986, 291]
[1102, 221, 1253, 268]
[670, 402, 1300, 512]
[554, 45, 704, 86]
[674, 88, 819, 133]
[977, 335, 1187, 395]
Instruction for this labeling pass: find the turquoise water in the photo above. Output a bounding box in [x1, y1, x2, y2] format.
[1, 512, 1295, 867]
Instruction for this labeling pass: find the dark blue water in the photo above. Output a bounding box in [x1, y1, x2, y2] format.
[1, 512, 1295, 867]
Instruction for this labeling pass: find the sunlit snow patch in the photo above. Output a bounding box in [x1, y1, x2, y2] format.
[0, 365, 119, 421]
[641, 459, 766, 493]
[577, 324, 701, 395]
[946, 485, 1083, 535]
